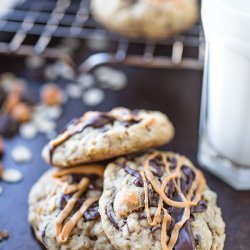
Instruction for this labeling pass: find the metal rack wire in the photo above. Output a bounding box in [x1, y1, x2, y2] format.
[0, 0, 205, 71]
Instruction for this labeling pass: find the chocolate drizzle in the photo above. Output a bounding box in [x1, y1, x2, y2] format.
[84, 202, 100, 221]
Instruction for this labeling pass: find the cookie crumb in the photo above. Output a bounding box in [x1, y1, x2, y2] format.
[66, 84, 82, 98]
[19, 123, 38, 140]
[77, 73, 95, 89]
[95, 66, 127, 90]
[1, 168, 22, 183]
[11, 146, 32, 163]
[82, 88, 104, 106]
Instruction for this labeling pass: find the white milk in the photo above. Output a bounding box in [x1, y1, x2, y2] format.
[202, 0, 250, 166]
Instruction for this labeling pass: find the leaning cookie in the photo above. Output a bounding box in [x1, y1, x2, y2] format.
[28, 165, 114, 250]
[42, 107, 174, 168]
[99, 151, 226, 250]
[91, 0, 198, 40]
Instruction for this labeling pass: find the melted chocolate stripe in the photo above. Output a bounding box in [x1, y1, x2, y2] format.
[106, 199, 119, 230]
[49, 114, 115, 163]
[124, 166, 143, 187]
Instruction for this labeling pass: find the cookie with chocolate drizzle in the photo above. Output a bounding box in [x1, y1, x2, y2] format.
[42, 107, 174, 168]
[28, 165, 114, 250]
[99, 151, 226, 250]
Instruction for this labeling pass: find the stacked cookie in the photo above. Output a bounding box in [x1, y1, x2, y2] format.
[91, 0, 198, 40]
[28, 107, 225, 250]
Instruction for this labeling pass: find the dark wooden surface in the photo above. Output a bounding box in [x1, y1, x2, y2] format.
[0, 55, 249, 250]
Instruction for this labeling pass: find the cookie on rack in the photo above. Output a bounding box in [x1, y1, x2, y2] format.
[91, 0, 198, 40]
[99, 151, 226, 250]
[42, 107, 174, 167]
[28, 165, 114, 250]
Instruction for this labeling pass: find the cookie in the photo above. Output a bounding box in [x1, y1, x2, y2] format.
[91, 0, 198, 40]
[28, 165, 114, 250]
[99, 151, 226, 250]
[42, 107, 174, 168]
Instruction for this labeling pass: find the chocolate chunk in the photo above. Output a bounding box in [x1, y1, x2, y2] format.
[41, 224, 49, 244]
[84, 203, 100, 221]
[74, 197, 86, 211]
[180, 165, 195, 195]
[0, 114, 19, 138]
[149, 159, 164, 177]
[191, 200, 207, 214]
[151, 225, 161, 233]
[167, 156, 177, 170]
[168, 192, 195, 250]
[166, 180, 175, 198]
[58, 194, 73, 210]
[106, 199, 119, 230]
[124, 165, 143, 187]
[148, 186, 159, 207]
[84, 114, 115, 130]
[120, 119, 140, 128]
[174, 220, 195, 250]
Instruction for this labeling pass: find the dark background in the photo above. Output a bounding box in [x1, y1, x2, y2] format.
[0, 55, 249, 250]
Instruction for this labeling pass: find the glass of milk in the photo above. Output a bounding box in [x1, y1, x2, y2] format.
[198, 0, 250, 189]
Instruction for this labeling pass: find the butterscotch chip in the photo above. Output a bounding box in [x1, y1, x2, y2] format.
[2, 168, 22, 183]
[10, 103, 32, 123]
[113, 188, 140, 217]
[41, 84, 64, 106]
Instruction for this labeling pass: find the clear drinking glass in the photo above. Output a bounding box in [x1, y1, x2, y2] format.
[198, 0, 250, 190]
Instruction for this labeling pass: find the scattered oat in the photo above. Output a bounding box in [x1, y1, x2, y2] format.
[53, 61, 75, 81]
[0, 230, 8, 242]
[25, 56, 45, 69]
[1, 168, 22, 183]
[95, 66, 128, 90]
[77, 73, 95, 89]
[1, 76, 27, 94]
[11, 146, 32, 163]
[66, 84, 82, 98]
[82, 88, 105, 106]
[37, 120, 56, 133]
[46, 106, 63, 120]
[19, 122, 38, 140]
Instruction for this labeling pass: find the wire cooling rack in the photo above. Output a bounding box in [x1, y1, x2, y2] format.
[0, 0, 205, 70]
